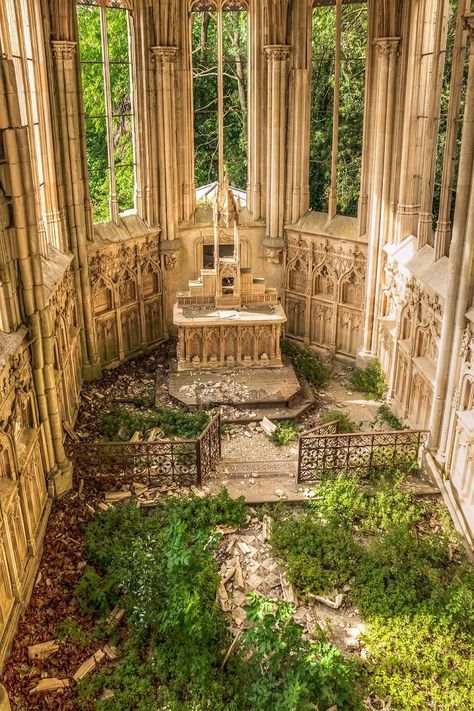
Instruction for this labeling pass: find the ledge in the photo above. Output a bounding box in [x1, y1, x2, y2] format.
[286, 210, 366, 244]
[91, 214, 159, 246]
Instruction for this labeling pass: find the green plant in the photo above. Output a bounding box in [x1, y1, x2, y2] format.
[271, 420, 299, 446]
[350, 360, 387, 400]
[55, 618, 93, 649]
[281, 340, 331, 387]
[361, 613, 474, 711]
[376, 402, 404, 429]
[320, 410, 359, 433]
[270, 514, 360, 596]
[76, 566, 110, 616]
[352, 524, 450, 619]
[100, 406, 210, 441]
[241, 594, 361, 710]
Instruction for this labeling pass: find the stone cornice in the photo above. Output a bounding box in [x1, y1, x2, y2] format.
[264, 45, 291, 62]
[150, 46, 179, 64]
[50, 40, 77, 61]
[374, 37, 400, 57]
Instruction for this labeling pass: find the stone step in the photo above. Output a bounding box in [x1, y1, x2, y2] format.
[221, 459, 298, 479]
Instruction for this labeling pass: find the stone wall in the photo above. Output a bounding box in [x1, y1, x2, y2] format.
[284, 214, 367, 360]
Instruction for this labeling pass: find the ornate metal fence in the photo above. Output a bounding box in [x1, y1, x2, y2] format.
[68, 413, 221, 491]
[297, 425, 428, 483]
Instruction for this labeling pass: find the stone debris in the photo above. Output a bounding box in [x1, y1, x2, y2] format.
[72, 649, 106, 682]
[30, 678, 70, 694]
[104, 490, 132, 503]
[103, 644, 118, 660]
[27, 640, 59, 661]
[261, 416, 277, 436]
[310, 592, 344, 610]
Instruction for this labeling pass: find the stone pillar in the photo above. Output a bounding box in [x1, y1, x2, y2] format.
[417, 0, 449, 248]
[434, 0, 469, 259]
[358, 38, 400, 364]
[0, 685, 11, 711]
[263, 45, 290, 264]
[51, 40, 101, 381]
[248, 0, 265, 220]
[431, 12, 474, 458]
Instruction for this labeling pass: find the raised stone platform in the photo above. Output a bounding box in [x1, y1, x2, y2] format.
[168, 359, 301, 409]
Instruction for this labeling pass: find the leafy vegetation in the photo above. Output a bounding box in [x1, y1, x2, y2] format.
[376, 403, 404, 430]
[77, 491, 360, 710]
[270, 514, 361, 597]
[320, 409, 359, 433]
[281, 340, 331, 387]
[271, 464, 474, 711]
[270, 420, 299, 447]
[350, 360, 387, 400]
[100, 406, 210, 441]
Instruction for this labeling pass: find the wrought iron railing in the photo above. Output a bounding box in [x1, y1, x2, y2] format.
[68, 412, 221, 491]
[297, 424, 428, 483]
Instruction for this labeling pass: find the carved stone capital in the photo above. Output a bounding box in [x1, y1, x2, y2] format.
[51, 40, 77, 61]
[374, 37, 400, 57]
[264, 45, 291, 62]
[463, 12, 474, 37]
[161, 237, 182, 271]
[151, 46, 179, 64]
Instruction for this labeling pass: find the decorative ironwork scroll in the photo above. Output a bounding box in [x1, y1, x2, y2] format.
[68, 413, 221, 491]
[298, 425, 428, 483]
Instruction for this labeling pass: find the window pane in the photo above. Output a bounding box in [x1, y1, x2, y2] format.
[81, 62, 106, 117]
[113, 115, 133, 165]
[106, 8, 130, 61]
[192, 10, 219, 188]
[77, 5, 103, 63]
[116, 165, 135, 213]
[222, 10, 248, 189]
[89, 169, 110, 222]
[110, 62, 131, 115]
[310, 5, 336, 212]
[85, 117, 109, 170]
[337, 2, 367, 217]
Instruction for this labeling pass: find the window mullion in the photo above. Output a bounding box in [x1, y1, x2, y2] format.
[217, 8, 224, 184]
[100, 6, 117, 223]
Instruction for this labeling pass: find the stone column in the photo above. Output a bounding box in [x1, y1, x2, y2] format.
[431, 12, 474, 458]
[417, 0, 449, 248]
[434, 0, 469, 259]
[263, 45, 290, 264]
[51, 40, 101, 381]
[248, 0, 266, 220]
[358, 38, 400, 364]
[151, 46, 181, 248]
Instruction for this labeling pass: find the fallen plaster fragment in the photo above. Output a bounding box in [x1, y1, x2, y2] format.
[27, 640, 59, 661]
[73, 649, 106, 682]
[310, 592, 343, 609]
[30, 678, 70, 694]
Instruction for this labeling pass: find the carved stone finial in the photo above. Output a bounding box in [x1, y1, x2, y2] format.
[51, 40, 77, 61]
[374, 37, 400, 57]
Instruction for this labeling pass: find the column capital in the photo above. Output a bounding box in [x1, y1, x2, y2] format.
[264, 45, 291, 62]
[151, 46, 179, 64]
[51, 40, 77, 61]
[374, 37, 400, 57]
[464, 12, 474, 38]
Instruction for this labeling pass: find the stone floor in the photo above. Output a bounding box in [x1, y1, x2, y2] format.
[215, 514, 365, 652]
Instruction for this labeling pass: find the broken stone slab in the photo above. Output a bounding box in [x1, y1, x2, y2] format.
[105, 490, 132, 503]
[73, 649, 106, 682]
[106, 606, 125, 628]
[27, 640, 59, 661]
[236, 541, 251, 555]
[280, 573, 298, 604]
[261, 416, 277, 436]
[310, 592, 343, 610]
[103, 644, 118, 661]
[30, 678, 70, 694]
[233, 561, 245, 591]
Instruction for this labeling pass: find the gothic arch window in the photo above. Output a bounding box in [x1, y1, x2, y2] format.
[190, 0, 248, 192]
[310, 0, 368, 217]
[2, 0, 50, 252]
[77, 0, 135, 223]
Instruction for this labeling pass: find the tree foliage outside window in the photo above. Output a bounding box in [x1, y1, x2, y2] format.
[191, 7, 248, 191]
[310, 2, 367, 217]
[77, 2, 135, 223]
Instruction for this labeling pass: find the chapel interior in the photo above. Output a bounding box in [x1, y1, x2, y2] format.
[0, 0, 474, 698]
